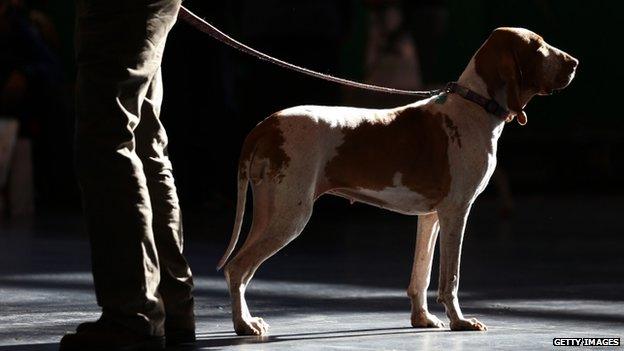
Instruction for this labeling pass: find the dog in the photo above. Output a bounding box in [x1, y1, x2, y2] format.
[218, 27, 578, 335]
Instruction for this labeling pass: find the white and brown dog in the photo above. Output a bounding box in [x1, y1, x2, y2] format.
[218, 27, 578, 335]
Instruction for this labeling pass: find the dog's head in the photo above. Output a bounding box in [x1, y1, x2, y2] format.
[474, 27, 578, 125]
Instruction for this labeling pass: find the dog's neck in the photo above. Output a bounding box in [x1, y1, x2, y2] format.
[456, 58, 506, 137]
[449, 58, 507, 153]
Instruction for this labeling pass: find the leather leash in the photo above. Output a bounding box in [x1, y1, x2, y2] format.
[178, 6, 513, 120]
[177, 6, 440, 98]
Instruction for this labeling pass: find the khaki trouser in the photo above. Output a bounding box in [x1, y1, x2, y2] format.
[75, 0, 193, 337]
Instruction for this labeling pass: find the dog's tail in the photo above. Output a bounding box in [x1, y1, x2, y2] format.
[216, 143, 253, 271]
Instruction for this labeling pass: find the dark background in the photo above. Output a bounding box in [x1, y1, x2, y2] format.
[1, 3, 622, 347]
[2, 0, 623, 249]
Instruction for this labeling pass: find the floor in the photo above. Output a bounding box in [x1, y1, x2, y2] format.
[0, 195, 623, 350]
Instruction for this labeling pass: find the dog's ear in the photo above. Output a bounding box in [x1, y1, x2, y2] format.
[499, 50, 527, 125]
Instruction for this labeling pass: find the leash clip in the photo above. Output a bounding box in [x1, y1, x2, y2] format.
[443, 82, 456, 94]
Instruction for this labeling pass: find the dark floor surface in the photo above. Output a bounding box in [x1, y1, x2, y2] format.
[1, 195, 623, 350]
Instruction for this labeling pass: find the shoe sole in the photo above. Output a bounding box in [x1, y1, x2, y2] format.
[59, 336, 165, 351]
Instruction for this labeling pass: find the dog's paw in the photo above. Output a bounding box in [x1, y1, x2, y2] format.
[449, 318, 487, 331]
[411, 311, 445, 328]
[234, 317, 270, 336]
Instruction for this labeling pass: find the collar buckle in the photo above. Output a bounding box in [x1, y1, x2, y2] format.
[485, 100, 500, 114]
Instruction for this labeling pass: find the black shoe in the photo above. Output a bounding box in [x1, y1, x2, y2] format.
[60, 319, 165, 351]
[74, 318, 195, 347]
[165, 328, 196, 347]
[74, 318, 105, 333]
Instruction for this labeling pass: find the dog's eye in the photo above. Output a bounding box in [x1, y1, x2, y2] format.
[537, 45, 550, 57]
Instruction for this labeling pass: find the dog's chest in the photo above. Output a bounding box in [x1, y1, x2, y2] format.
[445, 113, 503, 200]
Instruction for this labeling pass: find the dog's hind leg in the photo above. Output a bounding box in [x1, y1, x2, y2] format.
[224, 183, 314, 336]
[408, 212, 445, 328]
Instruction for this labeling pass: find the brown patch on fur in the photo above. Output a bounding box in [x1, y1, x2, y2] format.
[239, 115, 290, 182]
[444, 116, 462, 148]
[474, 28, 543, 114]
[324, 108, 451, 202]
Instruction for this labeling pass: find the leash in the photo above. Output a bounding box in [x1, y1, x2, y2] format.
[178, 6, 441, 98]
[177, 7, 513, 120]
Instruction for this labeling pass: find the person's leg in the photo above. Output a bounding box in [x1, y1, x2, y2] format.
[72, 0, 181, 340]
[135, 67, 195, 338]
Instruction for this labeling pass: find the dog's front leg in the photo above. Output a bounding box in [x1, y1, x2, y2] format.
[437, 206, 487, 331]
[407, 212, 445, 328]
